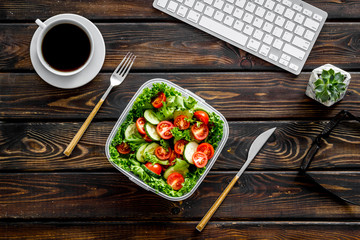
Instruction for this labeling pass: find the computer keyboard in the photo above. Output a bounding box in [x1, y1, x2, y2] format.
[153, 0, 327, 75]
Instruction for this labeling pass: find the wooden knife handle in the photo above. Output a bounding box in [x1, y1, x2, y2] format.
[63, 98, 104, 157]
[196, 175, 239, 232]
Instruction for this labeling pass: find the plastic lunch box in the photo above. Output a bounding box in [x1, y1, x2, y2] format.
[105, 78, 229, 201]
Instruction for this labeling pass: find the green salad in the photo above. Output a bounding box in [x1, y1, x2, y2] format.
[109, 82, 224, 197]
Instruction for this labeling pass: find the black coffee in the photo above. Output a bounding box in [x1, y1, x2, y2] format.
[41, 23, 91, 72]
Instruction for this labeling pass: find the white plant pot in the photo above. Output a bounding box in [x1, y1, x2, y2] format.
[305, 64, 351, 107]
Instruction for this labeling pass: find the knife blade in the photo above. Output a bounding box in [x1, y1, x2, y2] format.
[196, 127, 277, 232]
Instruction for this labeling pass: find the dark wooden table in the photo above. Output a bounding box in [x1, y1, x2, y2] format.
[1, 1, 360, 239]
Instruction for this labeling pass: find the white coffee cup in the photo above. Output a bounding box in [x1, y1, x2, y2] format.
[35, 15, 94, 76]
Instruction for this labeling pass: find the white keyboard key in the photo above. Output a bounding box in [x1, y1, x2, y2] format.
[265, 12, 276, 22]
[255, 6, 266, 17]
[304, 30, 315, 41]
[285, 21, 295, 31]
[263, 22, 274, 33]
[224, 15, 235, 26]
[214, 11, 225, 21]
[279, 58, 289, 66]
[204, 6, 215, 17]
[199, 16, 248, 46]
[167, 1, 178, 12]
[275, 16, 285, 27]
[244, 25, 254, 35]
[234, 20, 244, 31]
[313, 13, 323, 22]
[294, 25, 305, 36]
[273, 39, 283, 49]
[263, 34, 274, 45]
[227, 0, 235, 3]
[292, 4, 302, 12]
[269, 53, 279, 61]
[255, 0, 265, 5]
[204, 0, 213, 4]
[294, 13, 305, 24]
[214, 0, 225, 9]
[233, 8, 244, 19]
[283, 43, 305, 60]
[259, 44, 270, 56]
[177, 0, 184, 2]
[292, 36, 310, 50]
[235, 0, 246, 8]
[243, 12, 254, 23]
[245, 2, 256, 12]
[281, 53, 291, 61]
[274, 4, 285, 15]
[253, 18, 264, 28]
[273, 26, 283, 37]
[304, 18, 319, 31]
[282, 31, 293, 42]
[247, 39, 261, 51]
[177, 5, 188, 17]
[224, 3, 234, 14]
[289, 63, 299, 71]
[187, 10, 201, 23]
[282, 0, 291, 7]
[184, 0, 195, 7]
[253, 29, 264, 40]
[303, 8, 312, 17]
[157, 0, 168, 8]
[284, 8, 295, 19]
[194, 2, 205, 12]
[265, 0, 275, 10]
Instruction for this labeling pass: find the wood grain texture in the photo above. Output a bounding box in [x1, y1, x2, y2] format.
[1, 121, 359, 172]
[1, 73, 359, 120]
[0, 23, 359, 71]
[1, 172, 360, 220]
[1, 221, 360, 240]
[0, 0, 359, 20]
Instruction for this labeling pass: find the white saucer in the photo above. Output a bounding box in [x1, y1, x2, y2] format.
[30, 14, 105, 89]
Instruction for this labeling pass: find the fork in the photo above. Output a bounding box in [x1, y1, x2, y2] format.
[64, 52, 136, 157]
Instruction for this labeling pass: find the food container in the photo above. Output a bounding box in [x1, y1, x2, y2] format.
[105, 78, 229, 201]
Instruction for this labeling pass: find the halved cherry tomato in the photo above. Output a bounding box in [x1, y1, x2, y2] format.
[156, 121, 174, 139]
[152, 92, 166, 108]
[197, 143, 215, 160]
[145, 162, 162, 175]
[136, 117, 146, 135]
[192, 151, 208, 168]
[194, 111, 209, 125]
[191, 123, 209, 141]
[168, 150, 179, 166]
[167, 172, 185, 190]
[174, 115, 190, 130]
[174, 139, 188, 155]
[116, 142, 131, 154]
[155, 146, 172, 160]
[143, 134, 152, 142]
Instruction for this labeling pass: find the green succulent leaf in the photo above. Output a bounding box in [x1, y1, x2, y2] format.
[314, 68, 346, 103]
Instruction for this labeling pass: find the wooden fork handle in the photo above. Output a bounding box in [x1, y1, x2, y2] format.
[63, 98, 105, 157]
[196, 175, 239, 232]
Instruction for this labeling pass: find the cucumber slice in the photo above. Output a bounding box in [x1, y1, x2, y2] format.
[183, 141, 199, 164]
[136, 143, 149, 163]
[144, 123, 161, 141]
[124, 123, 137, 140]
[144, 142, 160, 155]
[142, 165, 161, 178]
[144, 109, 160, 125]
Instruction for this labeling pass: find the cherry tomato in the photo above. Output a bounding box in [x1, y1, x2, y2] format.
[194, 111, 209, 125]
[116, 142, 131, 154]
[145, 162, 162, 175]
[168, 150, 179, 166]
[197, 143, 215, 160]
[156, 121, 174, 139]
[152, 92, 166, 108]
[174, 139, 188, 155]
[191, 123, 209, 141]
[167, 172, 185, 190]
[155, 146, 172, 160]
[136, 117, 146, 135]
[174, 115, 190, 130]
[143, 134, 152, 142]
[192, 151, 208, 168]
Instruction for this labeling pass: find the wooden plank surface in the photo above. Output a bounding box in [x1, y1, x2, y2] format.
[1, 73, 359, 120]
[1, 121, 359, 172]
[0, 23, 359, 72]
[1, 221, 360, 240]
[0, 0, 359, 20]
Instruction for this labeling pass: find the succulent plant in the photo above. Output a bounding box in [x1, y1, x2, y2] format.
[314, 68, 346, 103]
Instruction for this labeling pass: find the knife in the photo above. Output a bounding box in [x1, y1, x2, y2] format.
[196, 127, 277, 232]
